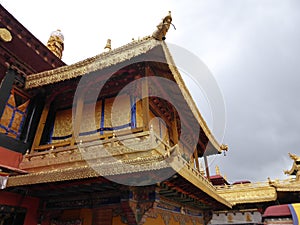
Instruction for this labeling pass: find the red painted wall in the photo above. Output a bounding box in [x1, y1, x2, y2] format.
[0, 191, 40, 225]
[0, 146, 23, 168]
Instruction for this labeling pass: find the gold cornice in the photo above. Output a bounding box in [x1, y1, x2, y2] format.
[270, 178, 300, 192]
[173, 156, 232, 208]
[7, 157, 170, 187]
[7, 165, 96, 187]
[216, 182, 277, 205]
[25, 36, 157, 89]
[9, 133, 231, 209]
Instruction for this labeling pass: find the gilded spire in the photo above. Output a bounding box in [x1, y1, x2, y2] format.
[47, 29, 64, 59]
[284, 153, 300, 181]
[288, 152, 299, 161]
[104, 39, 111, 52]
[215, 165, 220, 175]
[152, 11, 173, 41]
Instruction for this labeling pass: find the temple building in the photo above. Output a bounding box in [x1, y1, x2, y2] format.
[210, 153, 300, 225]
[2, 4, 300, 225]
[0, 6, 232, 225]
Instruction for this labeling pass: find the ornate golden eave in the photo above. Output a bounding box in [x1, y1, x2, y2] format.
[270, 178, 300, 192]
[25, 36, 157, 89]
[8, 160, 232, 209]
[216, 182, 277, 205]
[7, 130, 231, 209]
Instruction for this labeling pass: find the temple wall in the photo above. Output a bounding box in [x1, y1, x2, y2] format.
[144, 211, 203, 225]
[211, 211, 262, 225]
[112, 215, 125, 225]
[111, 212, 203, 225]
[43, 208, 93, 225]
[143, 214, 165, 225]
[0, 191, 39, 225]
[34, 205, 204, 225]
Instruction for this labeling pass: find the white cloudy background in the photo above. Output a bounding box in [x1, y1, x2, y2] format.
[1, 0, 300, 183]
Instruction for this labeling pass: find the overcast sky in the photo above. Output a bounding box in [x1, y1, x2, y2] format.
[2, 0, 300, 183]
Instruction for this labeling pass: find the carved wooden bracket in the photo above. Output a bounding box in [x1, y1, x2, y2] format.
[120, 186, 157, 225]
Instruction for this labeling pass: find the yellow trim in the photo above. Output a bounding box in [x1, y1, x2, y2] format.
[161, 42, 222, 153]
[25, 37, 157, 89]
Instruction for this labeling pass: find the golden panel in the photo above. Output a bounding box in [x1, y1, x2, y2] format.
[80, 101, 102, 138]
[51, 95, 134, 142]
[52, 108, 72, 143]
[136, 100, 143, 128]
[109, 94, 131, 129]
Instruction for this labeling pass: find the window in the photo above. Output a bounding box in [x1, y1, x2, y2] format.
[0, 89, 30, 139]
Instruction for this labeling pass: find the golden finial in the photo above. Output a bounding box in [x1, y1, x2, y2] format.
[215, 165, 220, 175]
[0, 28, 12, 42]
[220, 144, 228, 151]
[268, 177, 273, 185]
[288, 152, 299, 161]
[104, 39, 111, 52]
[152, 11, 173, 41]
[47, 29, 64, 59]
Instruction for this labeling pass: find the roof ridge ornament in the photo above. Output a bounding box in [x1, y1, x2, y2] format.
[288, 152, 299, 161]
[104, 39, 112, 52]
[152, 11, 175, 41]
[47, 29, 64, 59]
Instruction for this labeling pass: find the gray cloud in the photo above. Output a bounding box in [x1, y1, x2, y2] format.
[201, 0, 300, 182]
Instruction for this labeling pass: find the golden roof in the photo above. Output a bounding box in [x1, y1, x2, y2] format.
[269, 178, 300, 192]
[25, 36, 223, 155]
[216, 182, 277, 205]
[12, 13, 233, 209]
[26, 36, 157, 89]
